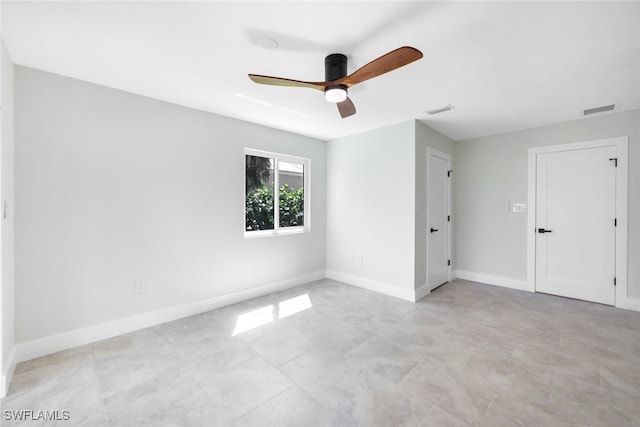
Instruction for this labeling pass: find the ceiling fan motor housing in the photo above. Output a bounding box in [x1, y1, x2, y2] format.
[325, 53, 347, 81]
[325, 53, 348, 99]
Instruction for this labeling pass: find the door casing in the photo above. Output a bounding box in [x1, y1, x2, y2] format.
[527, 136, 628, 306]
[427, 148, 452, 290]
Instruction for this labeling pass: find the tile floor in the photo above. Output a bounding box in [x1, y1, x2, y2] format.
[2, 279, 640, 426]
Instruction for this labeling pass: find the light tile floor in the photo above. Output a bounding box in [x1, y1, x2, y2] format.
[2, 279, 640, 426]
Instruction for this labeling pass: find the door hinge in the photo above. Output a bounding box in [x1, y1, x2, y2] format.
[447, 215, 451, 222]
[614, 277, 617, 286]
[609, 158, 618, 167]
[447, 260, 451, 266]
[447, 170, 453, 177]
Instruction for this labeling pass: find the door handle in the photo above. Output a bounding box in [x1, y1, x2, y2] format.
[537, 228, 552, 234]
[430, 228, 438, 233]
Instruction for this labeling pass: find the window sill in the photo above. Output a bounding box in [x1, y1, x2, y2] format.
[244, 227, 309, 238]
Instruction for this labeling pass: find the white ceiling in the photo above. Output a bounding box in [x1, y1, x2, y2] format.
[3, 1, 639, 141]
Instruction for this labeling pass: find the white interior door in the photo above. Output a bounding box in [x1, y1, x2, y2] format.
[427, 151, 450, 290]
[535, 146, 616, 304]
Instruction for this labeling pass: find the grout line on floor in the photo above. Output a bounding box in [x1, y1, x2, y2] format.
[229, 383, 296, 424]
[479, 397, 494, 427]
[91, 344, 109, 427]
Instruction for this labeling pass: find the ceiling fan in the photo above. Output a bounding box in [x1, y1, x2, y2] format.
[248, 46, 423, 118]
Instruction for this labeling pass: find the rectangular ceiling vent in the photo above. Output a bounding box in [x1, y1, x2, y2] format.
[583, 104, 616, 116]
[426, 104, 454, 115]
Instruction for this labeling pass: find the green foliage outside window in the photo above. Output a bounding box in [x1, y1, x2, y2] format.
[245, 185, 274, 231]
[278, 184, 304, 227]
[246, 184, 304, 231]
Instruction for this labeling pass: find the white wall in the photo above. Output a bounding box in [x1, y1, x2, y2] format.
[1, 38, 15, 394]
[13, 63, 638, 366]
[455, 109, 640, 297]
[326, 120, 455, 300]
[414, 121, 455, 289]
[326, 121, 416, 299]
[14, 66, 326, 344]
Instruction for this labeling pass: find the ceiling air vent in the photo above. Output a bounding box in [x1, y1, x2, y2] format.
[426, 104, 454, 115]
[583, 104, 616, 116]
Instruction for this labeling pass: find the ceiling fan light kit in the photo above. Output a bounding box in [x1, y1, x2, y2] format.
[248, 46, 423, 119]
[324, 87, 347, 103]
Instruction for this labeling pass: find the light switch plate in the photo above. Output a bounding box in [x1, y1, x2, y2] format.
[512, 203, 528, 213]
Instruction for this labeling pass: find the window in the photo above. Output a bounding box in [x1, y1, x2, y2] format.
[245, 148, 310, 236]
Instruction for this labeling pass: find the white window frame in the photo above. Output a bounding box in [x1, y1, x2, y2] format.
[244, 148, 311, 237]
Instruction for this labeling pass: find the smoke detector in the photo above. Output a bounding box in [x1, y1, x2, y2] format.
[258, 37, 279, 50]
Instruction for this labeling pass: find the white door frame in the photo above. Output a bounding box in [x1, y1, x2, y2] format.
[426, 148, 452, 288]
[527, 136, 628, 306]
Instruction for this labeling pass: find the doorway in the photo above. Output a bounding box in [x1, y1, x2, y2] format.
[427, 148, 451, 291]
[527, 137, 628, 305]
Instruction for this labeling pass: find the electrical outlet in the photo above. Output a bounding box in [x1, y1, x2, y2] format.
[135, 281, 144, 293]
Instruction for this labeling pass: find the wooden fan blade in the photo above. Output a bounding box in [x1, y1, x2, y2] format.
[337, 97, 356, 118]
[248, 74, 327, 91]
[340, 46, 423, 87]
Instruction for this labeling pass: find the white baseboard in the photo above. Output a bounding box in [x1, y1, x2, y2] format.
[414, 283, 430, 302]
[454, 270, 640, 313]
[455, 270, 531, 292]
[325, 270, 416, 302]
[616, 295, 640, 312]
[1, 346, 16, 398]
[0, 375, 5, 398]
[13, 270, 325, 365]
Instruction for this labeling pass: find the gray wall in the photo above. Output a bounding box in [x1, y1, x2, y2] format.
[12, 63, 640, 350]
[15, 66, 326, 343]
[455, 109, 640, 297]
[326, 121, 416, 292]
[326, 119, 455, 295]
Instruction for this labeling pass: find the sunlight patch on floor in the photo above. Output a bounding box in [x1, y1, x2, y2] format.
[232, 294, 312, 336]
[278, 294, 312, 319]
